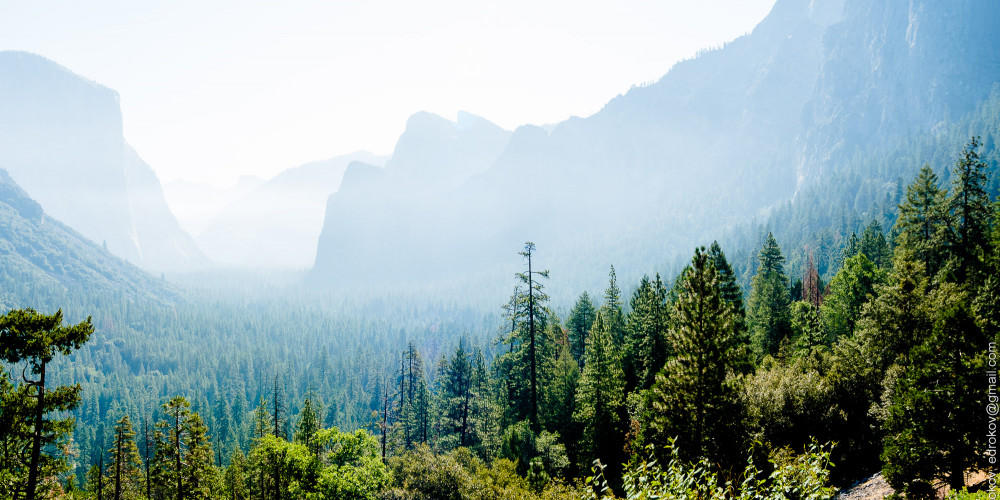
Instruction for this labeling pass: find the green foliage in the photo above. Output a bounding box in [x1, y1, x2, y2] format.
[294, 396, 322, 454]
[0, 308, 93, 500]
[566, 293, 596, 369]
[244, 427, 389, 500]
[623, 274, 669, 392]
[574, 312, 625, 473]
[585, 442, 836, 500]
[894, 164, 950, 276]
[820, 253, 886, 340]
[643, 247, 745, 469]
[749, 233, 793, 357]
[882, 292, 987, 494]
[385, 445, 581, 500]
[105, 414, 143, 500]
[947, 137, 993, 284]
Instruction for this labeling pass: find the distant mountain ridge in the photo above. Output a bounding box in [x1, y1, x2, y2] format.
[0, 51, 207, 272]
[197, 151, 387, 268]
[309, 0, 1000, 294]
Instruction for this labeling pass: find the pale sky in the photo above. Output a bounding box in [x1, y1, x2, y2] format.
[1, 0, 776, 187]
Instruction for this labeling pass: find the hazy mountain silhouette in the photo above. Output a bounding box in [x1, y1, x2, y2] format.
[309, 0, 1000, 292]
[197, 151, 387, 268]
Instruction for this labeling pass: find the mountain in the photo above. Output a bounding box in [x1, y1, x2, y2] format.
[0, 51, 207, 272]
[310, 0, 1000, 294]
[196, 151, 387, 268]
[0, 169, 178, 308]
[312, 112, 511, 285]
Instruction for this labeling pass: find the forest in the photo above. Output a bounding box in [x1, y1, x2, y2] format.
[0, 137, 997, 499]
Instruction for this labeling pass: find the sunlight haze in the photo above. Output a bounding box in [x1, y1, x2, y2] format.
[1, 0, 776, 187]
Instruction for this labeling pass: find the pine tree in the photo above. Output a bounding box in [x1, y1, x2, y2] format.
[947, 137, 992, 284]
[0, 308, 93, 500]
[294, 396, 322, 454]
[624, 274, 669, 391]
[437, 339, 475, 449]
[222, 449, 248, 500]
[859, 221, 891, 269]
[602, 266, 626, 346]
[882, 294, 987, 494]
[644, 247, 743, 466]
[106, 415, 142, 500]
[894, 164, 948, 276]
[821, 253, 886, 340]
[153, 396, 216, 500]
[542, 340, 579, 465]
[747, 233, 792, 357]
[496, 242, 552, 430]
[573, 312, 625, 472]
[566, 292, 596, 368]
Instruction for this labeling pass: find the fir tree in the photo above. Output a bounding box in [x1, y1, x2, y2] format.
[644, 247, 744, 466]
[882, 295, 987, 494]
[748, 233, 792, 357]
[602, 266, 626, 346]
[894, 164, 948, 276]
[573, 312, 625, 473]
[947, 137, 992, 284]
[624, 274, 669, 391]
[294, 396, 322, 454]
[106, 415, 142, 500]
[566, 292, 596, 368]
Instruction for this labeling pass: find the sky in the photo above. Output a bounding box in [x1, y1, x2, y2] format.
[1, 0, 776, 187]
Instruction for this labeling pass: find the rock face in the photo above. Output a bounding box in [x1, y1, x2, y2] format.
[307, 0, 1000, 289]
[0, 51, 207, 272]
[196, 152, 387, 269]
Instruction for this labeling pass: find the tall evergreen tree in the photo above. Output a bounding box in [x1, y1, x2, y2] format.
[602, 266, 626, 346]
[894, 164, 948, 276]
[882, 294, 987, 494]
[566, 292, 596, 368]
[437, 339, 475, 449]
[643, 247, 743, 466]
[573, 312, 625, 472]
[294, 396, 322, 454]
[947, 137, 993, 284]
[821, 253, 886, 340]
[496, 242, 552, 431]
[153, 396, 216, 500]
[624, 274, 669, 391]
[747, 233, 792, 357]
[106, 415, 142, 500]
[0, 308, 93, 500]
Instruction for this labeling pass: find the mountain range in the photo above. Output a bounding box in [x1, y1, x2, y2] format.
[309, 0, 1000, 293]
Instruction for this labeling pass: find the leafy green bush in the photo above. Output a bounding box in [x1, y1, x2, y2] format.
[385, 445, 583, 500]
[584, 441, 836, 499]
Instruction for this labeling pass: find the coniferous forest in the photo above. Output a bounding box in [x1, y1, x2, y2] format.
[1, 137, 998, 499]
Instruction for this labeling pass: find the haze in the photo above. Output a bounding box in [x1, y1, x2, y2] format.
[0, 0, 775, 188]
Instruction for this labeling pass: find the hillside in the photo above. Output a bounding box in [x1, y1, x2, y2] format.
[0, 169, 178, 309]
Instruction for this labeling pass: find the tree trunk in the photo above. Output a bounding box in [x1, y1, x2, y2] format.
[25, 361, 45, 500]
